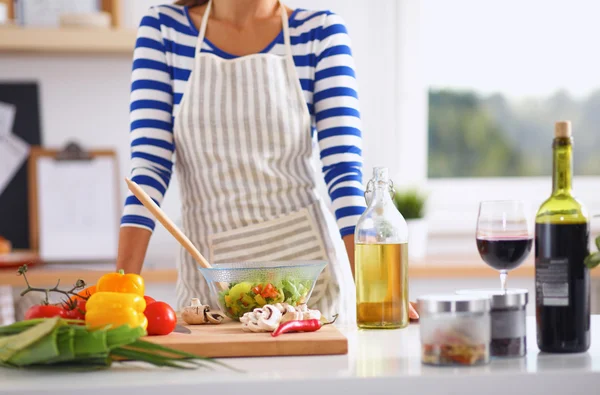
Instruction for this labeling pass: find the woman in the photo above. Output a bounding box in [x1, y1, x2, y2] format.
[117, 0, 418, 323]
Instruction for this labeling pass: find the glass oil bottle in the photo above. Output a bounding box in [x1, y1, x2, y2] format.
[355, 167, 409, 329]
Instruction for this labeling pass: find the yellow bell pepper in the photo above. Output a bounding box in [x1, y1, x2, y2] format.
[85, 292, 148, 330]
[96, 269, 145, 296]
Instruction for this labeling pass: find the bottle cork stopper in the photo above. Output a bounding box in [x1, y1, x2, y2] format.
[555, 121, 572, 138]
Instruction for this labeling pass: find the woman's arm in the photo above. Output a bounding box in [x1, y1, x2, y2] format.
[312, 13, 366, 273]
[116, 227, 151, 274]
[311, 13, 418, 319]
[117, 6, 175, 273]
[342, 234, 355, 278]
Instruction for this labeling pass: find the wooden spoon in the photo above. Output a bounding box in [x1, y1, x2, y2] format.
[125, 178, 232, 294]
[125, 178, 212, 270]
[124, 178, 228, 293]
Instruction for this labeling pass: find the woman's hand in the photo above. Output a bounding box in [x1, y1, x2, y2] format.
[409, 301, 419, 321]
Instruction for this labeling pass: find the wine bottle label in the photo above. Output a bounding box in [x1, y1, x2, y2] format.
[536, 258, 569, 306]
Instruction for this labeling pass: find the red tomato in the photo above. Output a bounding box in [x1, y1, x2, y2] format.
[144, 301, 177, 336]
[24, 304, 67, 320]
[63, 299, 86, 320]
[143, 295, 156, 307]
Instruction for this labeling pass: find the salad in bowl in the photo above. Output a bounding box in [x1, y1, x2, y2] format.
[198, 261, 326, 320]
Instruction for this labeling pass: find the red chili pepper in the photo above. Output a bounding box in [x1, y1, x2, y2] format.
[271, 314, 338, 337]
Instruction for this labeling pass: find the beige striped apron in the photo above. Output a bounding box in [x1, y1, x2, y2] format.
[172, 0, 356, 325]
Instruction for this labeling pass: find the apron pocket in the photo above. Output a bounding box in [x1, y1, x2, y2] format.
[208, 206, 331, 306]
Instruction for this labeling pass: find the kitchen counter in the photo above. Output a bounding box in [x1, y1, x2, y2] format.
[2, 316, 600, 395]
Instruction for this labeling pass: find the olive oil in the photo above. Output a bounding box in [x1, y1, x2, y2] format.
[354, 167, 409, 329]
[356, 243, 409, 329]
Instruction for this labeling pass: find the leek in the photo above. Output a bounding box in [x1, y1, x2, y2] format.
[0, 318, 237, 372]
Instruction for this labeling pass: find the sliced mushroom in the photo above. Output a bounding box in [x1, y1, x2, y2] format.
[239, 303, 323, 332]
[241, 309, 264, 332]
[280, 310, 303, 324]
[303, 309, 321, 321]
[181, 298, 226, 325]
[240, 304, 282, 332]
[206, 310, 226, 324]
[272, 303, 296, 315]
[256, 305, 282, 331]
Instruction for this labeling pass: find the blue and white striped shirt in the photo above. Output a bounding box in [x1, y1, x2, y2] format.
[122, 4, 367, 237]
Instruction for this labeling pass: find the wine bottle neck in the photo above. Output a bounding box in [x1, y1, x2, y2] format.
[552, 138, 573, 195]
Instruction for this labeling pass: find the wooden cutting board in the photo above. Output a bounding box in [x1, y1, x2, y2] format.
[144, 319, 348, 358]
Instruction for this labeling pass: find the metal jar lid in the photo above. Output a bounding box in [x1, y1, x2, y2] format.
[455, 289, 528, 309]
[417, 294, 491, 314]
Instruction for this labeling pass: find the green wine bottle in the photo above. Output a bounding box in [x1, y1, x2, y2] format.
[535, 120, 590, 353]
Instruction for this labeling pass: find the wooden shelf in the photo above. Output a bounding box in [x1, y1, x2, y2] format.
[0, 26, 136, 54]
[0, 266, 177, 287]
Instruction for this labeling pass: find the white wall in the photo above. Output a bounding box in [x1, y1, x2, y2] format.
[0, 0, 425, 268]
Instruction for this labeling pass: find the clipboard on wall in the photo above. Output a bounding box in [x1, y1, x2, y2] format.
[28, 142, 120, 262]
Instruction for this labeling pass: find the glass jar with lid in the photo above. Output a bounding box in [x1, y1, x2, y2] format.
[456, 289, 528, 358]
[417, 294, 491, 366]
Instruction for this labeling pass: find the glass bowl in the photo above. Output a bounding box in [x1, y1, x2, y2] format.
[198, 260, 327, 321]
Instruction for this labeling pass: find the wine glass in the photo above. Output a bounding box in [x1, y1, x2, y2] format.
[476, 200, 533, 291]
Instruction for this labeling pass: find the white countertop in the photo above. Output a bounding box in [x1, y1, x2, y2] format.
[3, 316, 600, 395]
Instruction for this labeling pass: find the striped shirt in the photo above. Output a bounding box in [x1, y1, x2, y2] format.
[122, 4, 366, 238]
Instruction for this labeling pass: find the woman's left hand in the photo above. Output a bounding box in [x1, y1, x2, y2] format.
[409, 302, 419, 321]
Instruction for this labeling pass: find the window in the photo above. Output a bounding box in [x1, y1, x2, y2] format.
[420, 0, 600, 246]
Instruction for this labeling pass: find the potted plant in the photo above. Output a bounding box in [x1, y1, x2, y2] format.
[393, 188, 428, 259]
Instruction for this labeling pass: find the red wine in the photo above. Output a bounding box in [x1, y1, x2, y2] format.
[535, 223, 590, 353]
[476, 238, 533, 271]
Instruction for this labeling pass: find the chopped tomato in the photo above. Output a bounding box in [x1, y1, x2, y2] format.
[261, 283, 278, 299]
[251, 285, 263, 295]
